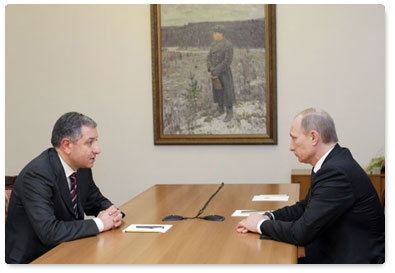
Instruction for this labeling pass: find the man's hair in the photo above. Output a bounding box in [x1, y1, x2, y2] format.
[51, 112, 97, 147]
[298, 108, 338, 144]
[212, 24, 226, 34]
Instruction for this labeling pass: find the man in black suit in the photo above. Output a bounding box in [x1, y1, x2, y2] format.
[236, 108, 385, 263]
[5, 112, 124, 264]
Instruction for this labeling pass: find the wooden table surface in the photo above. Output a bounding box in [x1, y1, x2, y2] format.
[32, 183, 299, 264]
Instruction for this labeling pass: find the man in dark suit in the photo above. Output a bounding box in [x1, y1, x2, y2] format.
[236, 108, 385, 263]
[5, 112, 124, 264]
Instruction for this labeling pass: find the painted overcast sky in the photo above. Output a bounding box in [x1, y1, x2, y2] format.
[160, 4, 265, 26]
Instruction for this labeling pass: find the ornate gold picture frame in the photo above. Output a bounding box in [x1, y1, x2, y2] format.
[151, 4, 277, 144]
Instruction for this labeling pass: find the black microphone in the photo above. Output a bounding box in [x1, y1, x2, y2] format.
[162, 182, 225, 222]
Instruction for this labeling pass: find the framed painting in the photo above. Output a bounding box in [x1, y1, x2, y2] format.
[151, 4, 277, 144]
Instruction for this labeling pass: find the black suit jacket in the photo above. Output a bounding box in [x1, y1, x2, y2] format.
[5, 148, 113, 263]
[260, 144, 385, 263]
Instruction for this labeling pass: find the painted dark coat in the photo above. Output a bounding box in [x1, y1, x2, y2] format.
[207, 38, 236, 107]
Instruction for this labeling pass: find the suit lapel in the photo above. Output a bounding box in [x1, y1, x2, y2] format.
[48, 148, 77, 218]
[321, 144, 341, 167]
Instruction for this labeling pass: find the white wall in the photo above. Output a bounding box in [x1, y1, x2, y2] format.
[5, 4, 385, 206]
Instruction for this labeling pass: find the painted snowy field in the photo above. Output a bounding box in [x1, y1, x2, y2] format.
[161, 47, 267, 135]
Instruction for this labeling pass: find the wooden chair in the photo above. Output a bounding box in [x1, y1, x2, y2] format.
[381, 189, 385, 213]
[5, 176, 17, 221]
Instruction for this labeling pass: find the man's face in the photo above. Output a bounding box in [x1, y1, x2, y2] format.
[68, 126, 100, 170]
[213, 32, 223, 41]
[289, 116, 315, 165]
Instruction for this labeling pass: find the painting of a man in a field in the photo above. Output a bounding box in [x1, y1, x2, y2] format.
[160, 4, 267, 135]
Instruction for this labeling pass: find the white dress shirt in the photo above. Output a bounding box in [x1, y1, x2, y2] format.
[57, 153, 104, 232]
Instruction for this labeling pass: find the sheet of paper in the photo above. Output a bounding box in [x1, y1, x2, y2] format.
[122, 224, 172, 233]
[252, 194, 289, 201]
[232, 210, 271, 217]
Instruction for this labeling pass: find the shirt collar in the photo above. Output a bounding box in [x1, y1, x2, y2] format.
[57, 152, 75, 178]
[313, 145, 336, 173]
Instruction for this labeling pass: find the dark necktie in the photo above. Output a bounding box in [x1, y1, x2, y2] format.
[311, 168, 316, 179]
[69, 173, 78, 218]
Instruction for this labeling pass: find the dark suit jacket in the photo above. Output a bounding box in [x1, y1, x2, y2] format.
[260, 144, 385, 263]
[5, 148, 113, 263]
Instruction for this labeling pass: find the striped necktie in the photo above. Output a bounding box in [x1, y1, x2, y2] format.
[69, 173, 78, 218]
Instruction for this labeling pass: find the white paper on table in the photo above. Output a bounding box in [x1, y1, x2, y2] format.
[232, 210, 271, 217]
[252, 194, 289, 201]
[122, 224, 172, 233]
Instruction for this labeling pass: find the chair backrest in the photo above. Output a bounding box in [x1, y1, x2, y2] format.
[381, 189, 385, 213]
[5, 176, 17, 221]
[5, 175, 17, 190]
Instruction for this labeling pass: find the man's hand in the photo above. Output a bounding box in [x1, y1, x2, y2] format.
[98, 205, 123, 231]
[236, 213, 269, 233]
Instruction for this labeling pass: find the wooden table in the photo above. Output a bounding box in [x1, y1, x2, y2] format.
[32, 183, 299, 264]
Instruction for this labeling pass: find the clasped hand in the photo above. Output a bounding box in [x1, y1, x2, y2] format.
[236, 213, 268, 234]
[98, 205, 123, 231]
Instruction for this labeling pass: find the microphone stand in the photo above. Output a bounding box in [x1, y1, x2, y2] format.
[162, 182, 225, 222]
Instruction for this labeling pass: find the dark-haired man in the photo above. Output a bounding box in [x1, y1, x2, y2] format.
[6, 112, 124, 263]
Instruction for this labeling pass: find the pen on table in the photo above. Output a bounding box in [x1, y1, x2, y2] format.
[135, 225, 165, 229]
[240, 210, 268, 213]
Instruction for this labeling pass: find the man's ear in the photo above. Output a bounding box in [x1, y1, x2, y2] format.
[310, 130, 320, 145]
[60, 138, 72, 154]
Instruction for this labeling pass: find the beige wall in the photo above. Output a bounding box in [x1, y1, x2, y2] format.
[5, 4, 385, 206]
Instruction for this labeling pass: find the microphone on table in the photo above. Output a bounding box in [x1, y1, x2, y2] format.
[162, 182, 225, 222]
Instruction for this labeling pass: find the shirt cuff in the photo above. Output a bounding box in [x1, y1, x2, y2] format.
[269, 212, 275, 220]
[93, 217, 104, 232]
[256, 219, 268, 234]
